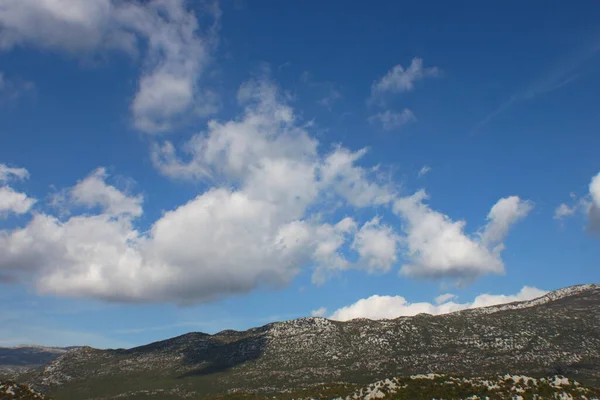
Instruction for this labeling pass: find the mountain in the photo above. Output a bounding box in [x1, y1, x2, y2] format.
[15, 284, 600, 399]
[0, 346, 76, 377]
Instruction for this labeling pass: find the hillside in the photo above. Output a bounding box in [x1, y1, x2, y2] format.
[18, 284, 600, 399]
[0, 380, 45, 400]
[0, 346, 74, 377]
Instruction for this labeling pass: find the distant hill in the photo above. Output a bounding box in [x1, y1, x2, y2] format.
[0, 346, 76, 377]
[15, 284, 600, 399]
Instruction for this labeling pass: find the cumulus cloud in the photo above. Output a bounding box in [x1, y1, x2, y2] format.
[329, 286, 547, 321]
[393, 191, 532, 280]
[554, 171, 600, 234]
[0, 0, 219, 133]
[0, 163, 35, 216]
[370, 57, 440, 99]
[0, 186, 36, 215]
[0, 60, 533, 303]
[69, 168, 143, 217]
[480, 196, 534, 248]
[351, 217, 399, 273]
[0, 178, 306, 302]
[319, 146, 396, 208]
[0, 79, 401, 303]
[369, 109, 415, 131]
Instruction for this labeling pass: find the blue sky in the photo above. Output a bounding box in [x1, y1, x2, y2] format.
[0, 0, 599, 349]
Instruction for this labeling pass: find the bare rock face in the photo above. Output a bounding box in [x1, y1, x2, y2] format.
[18, 284, 600, 399]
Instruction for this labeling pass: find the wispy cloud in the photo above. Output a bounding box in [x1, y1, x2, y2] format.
[311, 307, 327, 317]
[473, 38, 600, 133]
[300, 71, 342, 109]
[370, 58, 440, 102]
[0, 71, 35, 103]
[369, 109, 416, 131]
[417, 165, 431, 178]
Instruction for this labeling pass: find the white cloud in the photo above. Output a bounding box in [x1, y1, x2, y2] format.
[329, 286, 547, 321]
[371, 57, 440, 99]
[0, 0, 219, 133]
[69, 168, 143, 217]
[319, 146, 396, 208]
[0, 0, 135, 53]
[0, 163, 35, 216]
[554, 171, 600, 235]
[0, 79, 402, 303]
[0, 185, 36, 215]
[554, 203, 577, 219]
[351, 217, 399, 273]
[0, 181, 311, 302]
[310, 218, 357, 284]
[153, 79, 396, 209]
[369, 109, 416, 131]
[311, 307, 327, 317]
[0, 163, 29, 181]
[417, 165, 431, 178]
[480, 196, 534, 248]
[393, 191, 532, 280]
[0, 65, 534, 302]
[588, 172, 600, 233]
[467, 286, 547, 309]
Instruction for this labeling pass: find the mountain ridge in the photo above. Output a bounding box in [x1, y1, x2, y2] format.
[12, 283, 599, 399]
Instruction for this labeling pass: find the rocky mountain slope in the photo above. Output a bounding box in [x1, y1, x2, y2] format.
[0, 346, 74, 377]
[0, 380, 45, 400]
[18, 284, 600, 399]
[335, 374, 600, 400]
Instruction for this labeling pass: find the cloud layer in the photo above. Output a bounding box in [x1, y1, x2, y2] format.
[0, 0, 218, 133]
[329, 286, 547, 321]
[0, 80, 400, 302]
